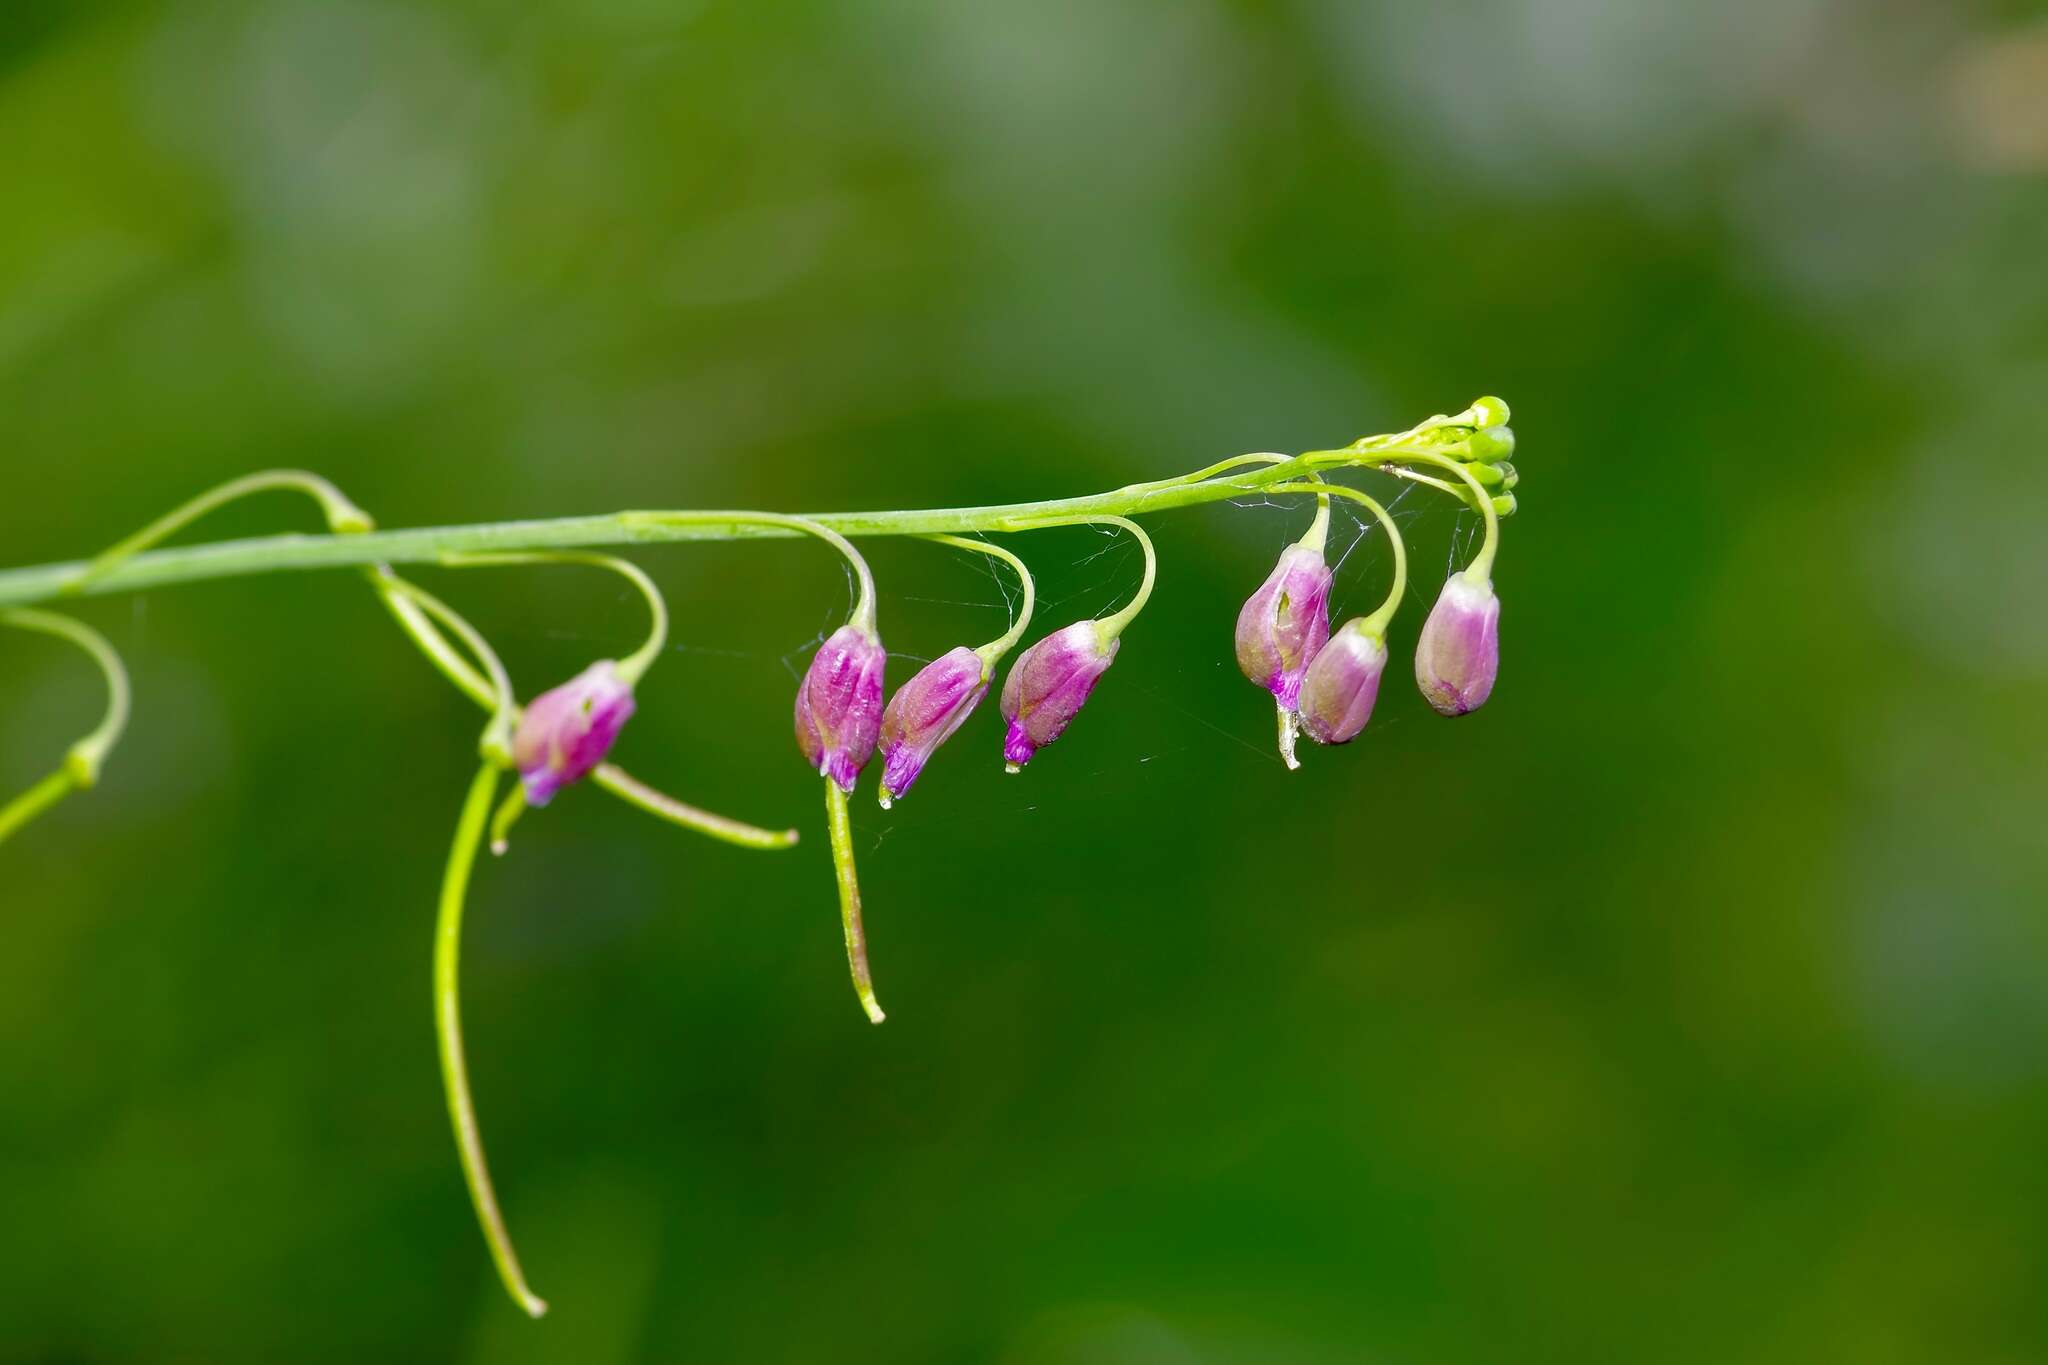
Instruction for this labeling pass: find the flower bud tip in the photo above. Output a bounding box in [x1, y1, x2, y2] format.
[876, 646, 988, 803]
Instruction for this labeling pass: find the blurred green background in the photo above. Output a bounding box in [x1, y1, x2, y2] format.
[4, 1, 2047, 1361]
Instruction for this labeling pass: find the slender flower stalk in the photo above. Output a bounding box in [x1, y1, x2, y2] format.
[824, 777, 884, 1024]
[435, 761, 549, 1319]
[377, 576, 519, 764]
[444, 551, 669, 686]
[64, 470, 373, 595]
[0, 608, 131, 844]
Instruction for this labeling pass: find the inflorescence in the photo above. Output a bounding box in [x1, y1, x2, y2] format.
[0, 397, 1520, 1315]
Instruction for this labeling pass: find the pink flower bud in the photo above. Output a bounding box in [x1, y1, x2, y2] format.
[877, 646, 989, 806]
[999, 621, 1119, 769]
[795, 624, 887, 792]
[1415, 574, 1500, 716]
[513, 660, 637, 806]
[1297, 620, 1388, 745]
[1234, 542, 1333, 708]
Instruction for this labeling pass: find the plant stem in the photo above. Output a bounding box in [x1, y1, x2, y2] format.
[0, 769, 76, 845]
[0, 447, 1457, 608]
[823, 776, 884, 1024]
[435, 761, 549, 1319]
[921, 534, 1036, 662]
[442, 552, 669, 687]
[0, 608, 131, 782]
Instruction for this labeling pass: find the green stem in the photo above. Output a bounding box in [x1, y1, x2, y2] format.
[590, 764, 799, 851]
[0, 435, 1500, 610]
[1266, 483, 1407, 638]
[65, 469, 373, 595]
[379, 577, 517, 764]
[0, 769, 77, 845]
[919, 534, 1036, 662]
[1, 608, 131, 783]
[823, 776, 884, 1024]
[1361, 450, 1497, 583]
[441, 552, 668, 687]
[435, 761, 549, 1319]
[371, 568, 499, 712]
[1006, 514, 1156, 640]
[620, 510, 878, 636]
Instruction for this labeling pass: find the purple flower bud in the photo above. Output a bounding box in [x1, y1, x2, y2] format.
[877, 646, 989, 806]
[513, 660, 637, 806]
[795, 624, 887, 792]
[1234, 543, 1334, 709]
[999, 621, 1119, 770]
[1415, 574, 1500, 716]
[1297, 621, 1388, 745]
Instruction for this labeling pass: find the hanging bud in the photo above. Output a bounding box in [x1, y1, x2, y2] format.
[513, 660, 637, 805]
[1415, 575, 1500, 716]
[795, 624, 887, 792]
[999, 621, 1119, 770]
[877, 646, 990, 807]
[1297, 620, 1388, 745]
[1466, 424, 1515, 463]
[1234, 543, 1333, 711]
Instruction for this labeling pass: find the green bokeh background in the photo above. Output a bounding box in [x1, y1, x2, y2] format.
[4, 2, 2046, 1361]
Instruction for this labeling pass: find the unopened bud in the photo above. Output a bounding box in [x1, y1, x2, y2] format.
[514, 661, 637, 805]
[1415, 575, 1500, 716]
[795, 624, 887, 793]
[1470, 395, 1511, 428]
[877, 646, 989, 806]
[1466, 424, 1515, 463]
[999, 621, 1119, 770]
[1234, 542, 1333, 710]
[1298, 620, 1388, 745]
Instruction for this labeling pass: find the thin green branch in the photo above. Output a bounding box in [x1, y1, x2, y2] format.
[824, 776, 884, 1024]
[0, 447, 1444, 608]
[441, 552, 669, 687]
[65, 469, 372, 595]
[920, 534, 1036, 662]
[435, 761, 549, 1319]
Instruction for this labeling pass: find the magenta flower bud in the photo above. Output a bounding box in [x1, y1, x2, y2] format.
[1415, 574, 1500, 716]
[513, 660, 637, 806]
[999, 621, 1119, 770]
[795, 623, 887, 792]
[1234, 543, 1334, 709]
[1297, 621, 1388, 745]
[877, 646, 990, 807]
